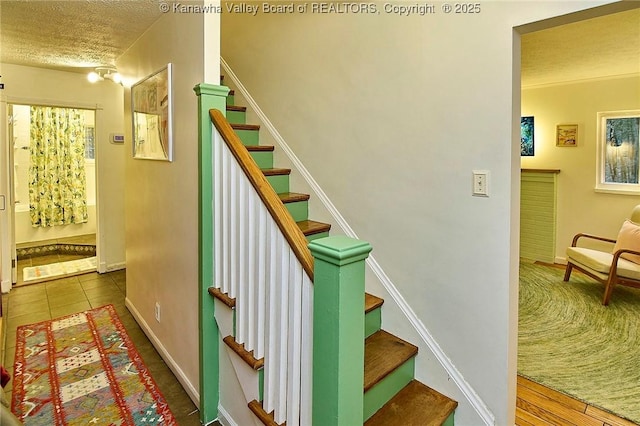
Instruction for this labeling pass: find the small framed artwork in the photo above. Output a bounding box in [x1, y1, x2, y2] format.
[556, 124, 578, 147]
[521, 116, 534, 156]
[132, 63, 173, 161]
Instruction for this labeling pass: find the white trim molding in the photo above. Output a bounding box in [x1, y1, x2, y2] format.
[216, 404, 238, 426]
[125, 298, 200, 406]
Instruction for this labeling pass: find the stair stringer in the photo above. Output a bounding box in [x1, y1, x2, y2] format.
[214, 299, 263, 426]
[221, 59, 495, 426]
[218, 340, 263, 426]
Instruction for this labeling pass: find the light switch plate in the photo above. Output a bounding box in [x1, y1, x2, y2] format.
[472, 170, 489, 197]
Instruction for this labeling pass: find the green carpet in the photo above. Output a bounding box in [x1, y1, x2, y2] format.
[518, 261, 640, 424]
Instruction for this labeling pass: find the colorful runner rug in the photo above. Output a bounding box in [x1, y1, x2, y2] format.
[12, 304, 176, 425]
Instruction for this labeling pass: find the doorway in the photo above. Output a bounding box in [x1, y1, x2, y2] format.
[515, 4, 640, 424]
[8, 104, 98, 286]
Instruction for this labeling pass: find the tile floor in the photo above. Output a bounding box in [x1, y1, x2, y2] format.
[1, 270, 205, 425]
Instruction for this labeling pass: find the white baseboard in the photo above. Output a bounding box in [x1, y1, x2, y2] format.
[216, 404, 238, 426]
[105, 262, 126, 272]
[220, 58, 495, 425]
[99, 261, 125, 274]
[124, 297, 200, 406]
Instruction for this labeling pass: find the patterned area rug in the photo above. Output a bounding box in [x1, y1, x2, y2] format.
[23, 257, 97, 283]
[12, 304, 176, 425]
[519, 261, 640, 424]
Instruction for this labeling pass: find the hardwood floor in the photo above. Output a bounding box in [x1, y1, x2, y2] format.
[517, 375, 638, 426]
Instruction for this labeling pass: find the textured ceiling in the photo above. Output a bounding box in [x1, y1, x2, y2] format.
[0, 0, 163, 72]
[0, 1, 638, 85]
[521, 8, 640, 87]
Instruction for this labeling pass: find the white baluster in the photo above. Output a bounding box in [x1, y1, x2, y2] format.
[300, 275, 314, 425]
[286, 262, 303, 426]
[255, 205, 267, 359]
[236, 174, 248, 344]
[263, 221, 278, 415]
[273, 239, 290, 424]
[246, 193, 257, 352]
[229, 158, 240, 300]
[213, 132, 222, 290]
[221, 143, 230, 295]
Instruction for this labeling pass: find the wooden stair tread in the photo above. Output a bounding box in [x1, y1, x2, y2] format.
[365, 380, 458, 426]
[297, 220, 331, 236]
[279, 192, 310, 203]
[246, 145, 274, 152]
[223, 335, 264, 370]
[262, 168, 291, 176]
[231, 123, 260, 131]
[364, 330, 418, 392]
[208, 287, 235, 308]
[226, 105, 246, 112]
[365, 293, 384, 313]
[248, 400, 283, 426]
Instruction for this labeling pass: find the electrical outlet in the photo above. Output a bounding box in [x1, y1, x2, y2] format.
[472, 170, 489, 197]
[155, 302, 161, 322]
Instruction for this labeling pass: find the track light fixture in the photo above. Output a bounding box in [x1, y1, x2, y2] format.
[87, 67, 122, 85]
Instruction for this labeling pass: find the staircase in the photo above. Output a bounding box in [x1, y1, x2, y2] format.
[206, 79, 457, 425]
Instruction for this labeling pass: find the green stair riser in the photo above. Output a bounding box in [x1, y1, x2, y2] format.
[266, 174, 290, 194]
[364, 308, 382, 338]
[306, 232, 330, 243]
[249, 152, 273, 169]
[443, 411, 455, 426]
[226, 110, 246, 124]
[235, 129, 259, 146]
[259, 369, 264, 402]
[285, 200, 308, 222]
[226, 95, 235, 106]
[232, 308, 236, 337]
[363, 358, 415, 421]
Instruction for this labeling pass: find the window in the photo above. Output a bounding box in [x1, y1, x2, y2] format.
[596, 111, 640, 194]
[85, 126, 95, 160]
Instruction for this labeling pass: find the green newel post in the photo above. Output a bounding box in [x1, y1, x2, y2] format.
[194, 83, 230, 425]
[309, 236, 373, 426]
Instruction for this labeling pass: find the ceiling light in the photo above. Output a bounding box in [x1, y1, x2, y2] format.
[87, 71, 101, 83]
[87, 67, 122, 85]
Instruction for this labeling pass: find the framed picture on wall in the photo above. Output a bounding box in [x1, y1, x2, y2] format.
[132, 63, 173, 161]
[556, 124, 578, 147]
[521, 116, 534, 156]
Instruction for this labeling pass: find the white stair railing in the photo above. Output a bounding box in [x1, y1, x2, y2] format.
[211, 117, 313, 426]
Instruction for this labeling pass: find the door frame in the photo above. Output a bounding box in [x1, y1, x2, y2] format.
[1, 97, 103, 291]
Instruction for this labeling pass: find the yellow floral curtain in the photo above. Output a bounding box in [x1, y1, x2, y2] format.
[29, 106, 88, 227]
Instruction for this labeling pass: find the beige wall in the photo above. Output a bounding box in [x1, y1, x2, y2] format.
[221, 2, 624, 424]
[0, 63, 126, 281]
[522, 75, 640, 261]
[117, 7, 219, 402]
